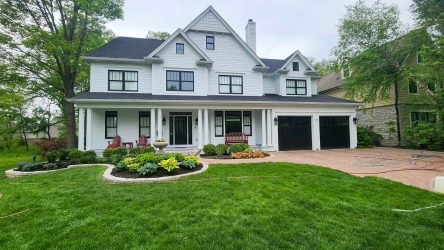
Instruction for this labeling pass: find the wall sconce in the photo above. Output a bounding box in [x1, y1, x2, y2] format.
[195, 118, 198, 126]
[274, 117, 278, 125]
[353, 117, 358, 124]
[162, 117, 166, 125]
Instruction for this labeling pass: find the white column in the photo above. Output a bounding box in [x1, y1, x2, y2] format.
[150, 108, 156, 143]
[267, 109, 272, 146]
[86, 108, 92, 150]
[312, 115, 321, 150]
[350, 115, 358, 148]
[261, 109, 267, 147]
[78, 108, 85, 150]
[157, 108, 162, 139]
[198, 109, 203, 149]
[204, 109, 209, 145]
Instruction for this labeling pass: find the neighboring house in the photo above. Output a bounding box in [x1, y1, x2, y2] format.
[318, 57, 439, 146]
[69, 6, 359, 152]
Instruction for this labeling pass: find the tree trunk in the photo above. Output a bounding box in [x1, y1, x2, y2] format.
[21, 128, 29, 152]
[64, 74, 77, 148]
[394, 78, 402, 146]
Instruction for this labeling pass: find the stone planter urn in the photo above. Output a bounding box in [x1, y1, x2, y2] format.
[153, 141, 169, 154]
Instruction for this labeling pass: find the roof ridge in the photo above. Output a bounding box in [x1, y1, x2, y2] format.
[115, 36, 165, 42]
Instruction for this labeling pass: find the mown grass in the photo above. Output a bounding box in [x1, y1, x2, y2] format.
[0, 150, 444, 249]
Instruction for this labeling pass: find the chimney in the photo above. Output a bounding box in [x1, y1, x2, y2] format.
[245, 19, 256, 53]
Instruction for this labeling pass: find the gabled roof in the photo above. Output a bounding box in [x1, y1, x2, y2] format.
[85, 37, 164, 60]
[261, 51, 319, 75]
[317, 72, 344, 93]
[260, 58, 286, 74]
[184, 6, 267, 68]
[146, 29, 212, 62]
[278, 50, 316, 72]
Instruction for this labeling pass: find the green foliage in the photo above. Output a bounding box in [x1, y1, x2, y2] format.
[42, 163, 59, 170]
[129, 147, 142, 156]
[203, 144, 216, 156]
[215, 144, 228, 156]
[403, 123, 444, 150]
[136, 153, 161, 165]
[180, 159, 196, 169]
[146, 30, 170, 40]
[137, 163, 158, 176]
[141, 146, 156, 154]
[68, 148, 83, 160]
[357, 127, 375, 148]
[111, 147, 128, 158]
[229, 143, 250, 154]
[79, 156, 97, 164]
[103, 148, 114, 158]
[45, 151, 58, 163]
[110, 154, 123, 165]
[16, 162, 43, 172]
[159, 158, 180, 172]
[115, 161, 127, 171]
[184, 155, 200, 165]
[58, 149, 69, 161]
[83, 150, 97, 158]
[162, 153, 185, 162]
[122, 157, 140, 172]
[96, 157, 106, 163]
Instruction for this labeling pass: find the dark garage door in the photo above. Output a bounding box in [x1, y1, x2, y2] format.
[320, 116, 350, 149]
[278, 116, 312, 150]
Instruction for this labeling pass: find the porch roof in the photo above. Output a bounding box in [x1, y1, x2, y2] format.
[69, 92, 360, 105]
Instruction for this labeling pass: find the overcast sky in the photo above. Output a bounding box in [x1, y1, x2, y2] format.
[106, 0, 416, 61]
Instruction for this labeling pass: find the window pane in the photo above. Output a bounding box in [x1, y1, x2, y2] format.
[225, 111, 242, 134]
[286, 80, 295, 87]
[286, 87, 295, 95]
[215, 127, 223, 136]
[232, 85, 242, 94]
[107, 128, 117, 137]
[125, 81, 137, 91]
[182, 81, 194, 91]
[219, 76, 230, 85]
[293, 62, 299, 71]
[167, 71, 179, 81]
[297, 80, 306, 87]
[110, 71, 122, 80]
[297, 88, 306, 95]
[126, 72, 137, 81]
[181, 72, 193, 81]
[409, 80, 418, 93]
[232, 76, 242, 85]
[140, 127, 150, 137]
[207, 43, 214, 50]
[243, 126, 251, 135]
[167, 81, 180, 91]
[109, 81, 123, 90]
[219, 84, 230, 93]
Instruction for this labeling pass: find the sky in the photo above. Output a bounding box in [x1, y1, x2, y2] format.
[106, 0, 416, 61]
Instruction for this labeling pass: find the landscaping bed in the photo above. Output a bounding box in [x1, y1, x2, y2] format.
[111, 163, 204, 178]
[201, 143, 269, 159]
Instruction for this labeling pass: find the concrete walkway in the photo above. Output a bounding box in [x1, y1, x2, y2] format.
[201, 147, 444, 191]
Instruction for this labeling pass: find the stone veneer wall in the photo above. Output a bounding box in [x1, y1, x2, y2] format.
[357, 105, 399, 146]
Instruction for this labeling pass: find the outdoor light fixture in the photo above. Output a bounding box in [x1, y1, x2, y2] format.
[195, 118, 198, 126]
[162, 117, 166, 125]
[353, 117, 358, 124]
[274, 117, 278, 125]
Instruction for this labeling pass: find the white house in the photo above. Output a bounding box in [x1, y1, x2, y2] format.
[70, 6, 359, 153]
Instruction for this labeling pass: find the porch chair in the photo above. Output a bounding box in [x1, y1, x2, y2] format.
[136, 135, 149, 147]
[107, 135, 122, 148]
[225, 132, 248, 145]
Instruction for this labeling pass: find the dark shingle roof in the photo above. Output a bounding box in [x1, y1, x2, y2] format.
[317, 72, 344, 93]
[86, 37, 164, 59]
[260, 58, 286, 74]
[70, 92, 359, 104]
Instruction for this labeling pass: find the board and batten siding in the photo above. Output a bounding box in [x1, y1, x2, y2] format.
[89, 62, 152, 93]
[151, 35, 208, 96]
[187, 31, 263, 96]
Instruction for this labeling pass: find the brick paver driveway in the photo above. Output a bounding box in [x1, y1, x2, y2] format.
[201, 147, 444, 191]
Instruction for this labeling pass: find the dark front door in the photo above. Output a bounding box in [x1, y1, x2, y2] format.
[320, 116, 350, 149]
[169, 113, 192, 145]
[278, 116, 312, 150]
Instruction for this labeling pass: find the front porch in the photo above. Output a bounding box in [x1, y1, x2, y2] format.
[77, 107, 276, 153]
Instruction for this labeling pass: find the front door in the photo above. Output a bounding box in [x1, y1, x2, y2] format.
[169, 113, 192, 145]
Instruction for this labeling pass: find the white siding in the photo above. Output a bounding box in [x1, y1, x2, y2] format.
[278, 55, 313, 97]
[187, 31, 263, 96]
[89, 62, 152, 93]
[189, 11, 230, 33]
[263, 76, 278, 94]
[152, 35, 208, 96]
[311, 78, 319, 95]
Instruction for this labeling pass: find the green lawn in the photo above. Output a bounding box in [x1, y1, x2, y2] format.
[1, 150, 444, 249]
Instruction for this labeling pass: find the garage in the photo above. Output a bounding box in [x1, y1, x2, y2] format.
[278, 116, 312, 150]
[320, 116, 350, 149]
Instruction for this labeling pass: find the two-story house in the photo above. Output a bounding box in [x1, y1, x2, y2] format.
[69, 6, 359, 152]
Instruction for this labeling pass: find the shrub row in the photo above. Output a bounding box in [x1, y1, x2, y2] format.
[203, 143, 251, 156]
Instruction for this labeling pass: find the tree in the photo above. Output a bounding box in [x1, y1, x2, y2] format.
[312, 59, 338, 76]
[146, 30, 170, 40]
[0, 0, 124, 148]
[333, 0, 422, 145]
[31, 105, 60, 140]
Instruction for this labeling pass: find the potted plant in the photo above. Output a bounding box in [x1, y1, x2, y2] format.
[152, 138, 169, 154]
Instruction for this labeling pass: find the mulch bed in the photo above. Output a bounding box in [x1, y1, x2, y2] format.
[201, 155, 232, 159]
[111, 163, 204, 179]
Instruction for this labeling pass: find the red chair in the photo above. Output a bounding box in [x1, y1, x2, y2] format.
[107, 135, 121, 148]
[225, 132, 248, 145]
[136, 135, 149, 147]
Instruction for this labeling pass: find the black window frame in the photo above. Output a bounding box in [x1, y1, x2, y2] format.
[292, 62, 299, 71]
[243, 111, 252, 136]
[176, 43, 184, 54]
[214, 111, 224, 137]
[108, 70, 138, 92]
[105, 111, 118, 139]
[286, 79, 307, 95]
[218, 75, 243, 94]
[139, 111, 151, 138]
[206, 36, 215, 50]
[166, 70, 194, 92]
[411, 112, 437, 124]
[409, 80, 418, 94]
[427, 83, 436, 92]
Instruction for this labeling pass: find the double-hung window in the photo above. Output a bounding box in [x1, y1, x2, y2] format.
[139, 112, 150, 137]
[292, 62, 299, 71]
[219, 75, 243, 94]
[206, 36, 215, 50]
[409, 80, 418, 94]
[243, 111, 252, 136]
[108, 70, 138, 91]
[176, 43, 184, 54]
[214, 111, 253, 136]
[214, 111, 224, 137]
[105, 111, 118, 139]
[411, 112, 437, 124]
[286, 79, 307, 95]
[166, 70, 194, 91]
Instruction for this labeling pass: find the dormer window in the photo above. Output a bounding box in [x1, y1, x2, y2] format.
[176, 43, 184, 54]
[206, 36, 215, 50]
[286, 79, 306, 95]
[292, 62, 299, 71]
